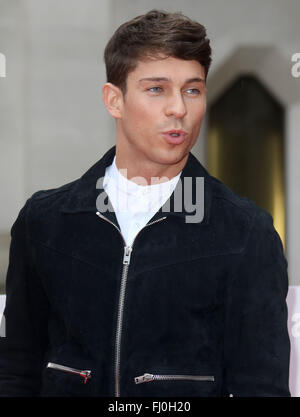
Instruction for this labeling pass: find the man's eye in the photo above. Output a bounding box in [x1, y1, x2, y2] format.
[148, 87, 162, 93]
[186, 88, 200, 95]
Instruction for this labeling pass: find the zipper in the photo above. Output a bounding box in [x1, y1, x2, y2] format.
[96, 211, 167, 397]
[135, 373, 215, 384]
[46, 362, 91, 384]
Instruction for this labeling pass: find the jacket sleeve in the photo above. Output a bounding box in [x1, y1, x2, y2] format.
[0, 198, 49, 396]
[223, 210, 291, 397]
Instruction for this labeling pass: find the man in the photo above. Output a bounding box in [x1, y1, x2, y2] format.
[0, 10, 290, 397]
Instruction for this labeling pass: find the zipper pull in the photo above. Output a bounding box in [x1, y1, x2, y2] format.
[123, 246, 132, 265]
[135, 373, 154, 384]
[80, 371, 91, 384]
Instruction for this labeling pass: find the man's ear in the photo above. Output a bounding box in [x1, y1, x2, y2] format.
[102, 83, 123, 119]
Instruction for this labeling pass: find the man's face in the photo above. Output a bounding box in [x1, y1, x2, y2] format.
[115, 56, 207, 171]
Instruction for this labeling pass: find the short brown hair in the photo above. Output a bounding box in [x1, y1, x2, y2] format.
[104, 9, 212, 96]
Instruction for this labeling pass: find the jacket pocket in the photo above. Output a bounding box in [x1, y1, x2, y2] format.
[47, 362, 92, 384]
[135, 373, 215, 384]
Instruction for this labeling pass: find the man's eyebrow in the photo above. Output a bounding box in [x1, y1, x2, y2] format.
[138, 77, 205, 83]
[185, 77, 205, 84]
[138, 77, 170, 83]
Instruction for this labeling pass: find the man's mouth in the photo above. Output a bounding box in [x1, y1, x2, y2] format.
[162, 130, 187, 145]
[163, 129, 187, 135]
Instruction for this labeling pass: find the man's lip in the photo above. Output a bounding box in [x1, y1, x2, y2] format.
[162, 130, 188, 135]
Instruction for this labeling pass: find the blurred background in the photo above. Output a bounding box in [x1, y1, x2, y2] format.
[0, 0, 300, 292]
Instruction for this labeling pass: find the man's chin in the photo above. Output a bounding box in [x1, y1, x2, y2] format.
[150, 146, 189, 166]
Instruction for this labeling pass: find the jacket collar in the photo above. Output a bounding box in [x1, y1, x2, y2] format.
[60, 145, 212, 226]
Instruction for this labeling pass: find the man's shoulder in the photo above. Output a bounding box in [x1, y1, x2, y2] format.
[26, 147, 112, 213]
[9, 178, 81, 240]
[29, 179, 78, 202]
[207, 173, 275, 239]
[23, 178, 80, 224]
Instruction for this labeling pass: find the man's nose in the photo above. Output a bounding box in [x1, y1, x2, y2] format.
[164, 92, 187, 119]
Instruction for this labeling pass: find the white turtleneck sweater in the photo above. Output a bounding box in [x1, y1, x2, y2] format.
[103, 155, 182, 246]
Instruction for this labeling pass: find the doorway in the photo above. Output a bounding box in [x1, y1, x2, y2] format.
[207, 74, 285, 249]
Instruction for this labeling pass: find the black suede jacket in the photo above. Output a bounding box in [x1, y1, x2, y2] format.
[0, 145, 290, 397]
